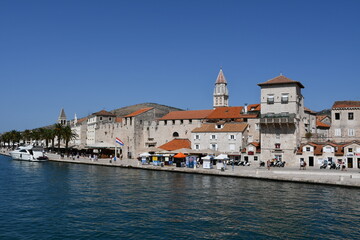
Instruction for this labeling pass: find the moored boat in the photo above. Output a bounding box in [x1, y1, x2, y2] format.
[10, 145, 48, 162]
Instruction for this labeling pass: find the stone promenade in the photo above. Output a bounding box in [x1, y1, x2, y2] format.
[1, 149, 359, 188]
[44, 153, 360, 188]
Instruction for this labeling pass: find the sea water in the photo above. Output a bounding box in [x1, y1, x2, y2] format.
[0, 155, 359, 239]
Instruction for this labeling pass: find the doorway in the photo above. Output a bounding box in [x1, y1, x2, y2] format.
[308, 156, 314, 167]
[347, 158, 353, 168]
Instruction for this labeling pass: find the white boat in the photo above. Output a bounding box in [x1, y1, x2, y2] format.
[10, 145, 48, 162]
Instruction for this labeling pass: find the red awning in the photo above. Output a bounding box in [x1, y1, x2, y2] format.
[174, 152, 187, 158]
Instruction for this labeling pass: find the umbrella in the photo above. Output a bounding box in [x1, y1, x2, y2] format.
[174, 152, 187, 158]
[139, 152, 151, 157]
[215, 154, 229, 160]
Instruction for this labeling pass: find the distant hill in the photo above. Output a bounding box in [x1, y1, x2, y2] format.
[110, 103, 183, 119]
[316, 109, 331, 116]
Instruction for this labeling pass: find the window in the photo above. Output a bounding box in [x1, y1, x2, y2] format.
[210, 135, 217, 140]
[275, 143, 281, 149]
[210, 144, 217, 150]
[229, 135, 236, 140]
[194, 134, 200, 140]
[100, 117, 103, 121]
[172, 120, 175, 125]
[195, 144, 200, 150]
[216, 124, 223, 129]
[281, 94, 289, 104]
[164, 120, 167, 125]
[109, 117, 112, 121]
[348, 129, 355, 136]
[254, 156, 258, 161]
[335, 128, 341, 136]
[306, 147, 311, 152]
[267, 95, 274, 104]
[255, 123, 260, 130]
[180, 120, 184, 124]
[348, 112, 354, 120]
[335, 113, 340, 120]
[348, 148, 353, 153]
[189, 119, 192, 124]
[173, 132, 179, 137]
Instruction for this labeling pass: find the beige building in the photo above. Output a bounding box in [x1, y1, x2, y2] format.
[330, 101, 360, 142]
[191, 122, 247, 155]
[258, 75, 306, 166]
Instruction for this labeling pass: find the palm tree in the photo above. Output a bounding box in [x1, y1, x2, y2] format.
[41, 128, 54, 149]
[9, 130, 21, 148]
[22, 129, 32, 145]
[54, 124, 65, 153]
[62, 126, 78, 154]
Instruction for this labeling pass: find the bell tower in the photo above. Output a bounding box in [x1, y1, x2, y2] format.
[213, 68, 229, 108]
[58, 108, 67, 125]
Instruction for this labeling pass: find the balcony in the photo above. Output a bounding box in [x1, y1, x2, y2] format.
[260, 113, 296, 125]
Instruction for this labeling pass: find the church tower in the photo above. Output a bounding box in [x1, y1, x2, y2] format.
[213, 68, 229, 108]
[58, 108, 67, 125]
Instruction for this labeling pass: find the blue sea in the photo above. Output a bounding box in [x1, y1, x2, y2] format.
[0, 155, 359, 239]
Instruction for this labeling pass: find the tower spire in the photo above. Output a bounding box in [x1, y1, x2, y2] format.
[58, 108, 67, 125]
[213, 68, 229, 108]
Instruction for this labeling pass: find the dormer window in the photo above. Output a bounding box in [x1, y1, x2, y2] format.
[216, 124, 223, 129]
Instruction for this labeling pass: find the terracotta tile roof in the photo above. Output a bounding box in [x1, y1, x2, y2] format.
[316, 120, 330, 128]
[124, 107, 153, 117]
[332, 101, 360, 109]
[247, 104, 261, 112]
[159, 110, 213, 120]
[304, 107, 316, 114]
[192, 123, 248, 133]
[115, 117, 123, 123]
[215, 69, 227, 84]
[316, 115, 329, 122]
[77, 117, 87, 124]
[257, 75, 304, 88]
[158, 139, 191, 151]
[93, 110, 116, 117]
[206, 107, 244, 119]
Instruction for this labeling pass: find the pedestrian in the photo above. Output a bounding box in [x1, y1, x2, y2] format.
[267, 159, 271, 170]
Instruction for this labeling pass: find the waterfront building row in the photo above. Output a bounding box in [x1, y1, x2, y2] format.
[15, 69, 359, 169]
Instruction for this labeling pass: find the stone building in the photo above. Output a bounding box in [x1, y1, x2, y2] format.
[86, 110, 116, 148]
[258, 75, 306, 166]
[330, 101, 360, 142]
[191, 122, 248, 156]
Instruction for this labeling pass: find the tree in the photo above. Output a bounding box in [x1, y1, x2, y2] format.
[62, 126, 78, 153]
[54, 124, 64, 152]
[22, 129, 32, 145]
[9, 130, 21, 148]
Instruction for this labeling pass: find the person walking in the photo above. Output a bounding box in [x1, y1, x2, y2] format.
[267, 159, 271, 170]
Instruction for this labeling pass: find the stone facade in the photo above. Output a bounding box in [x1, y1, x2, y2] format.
[258, 75, 306, 166]
[330, 101, 360, 142]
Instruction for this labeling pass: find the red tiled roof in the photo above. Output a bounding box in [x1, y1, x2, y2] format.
[115, 117, 123, 123]
[159, 110, 213, 120]
[206, 107, 244, 119]
[332, 101, 360, 109]
[158, 139, 191, 151]
[304, 107, 316, 114]
[257, 75, 304, 88]
[247, 104, 260, 112]
[125, 107, 153, 117]
[192, 123, 248, 133]
[317, 115, 329, 122]
[77, 117, 87, 124]
[93, 110, 116, 117]
[316, 120, 330, 128]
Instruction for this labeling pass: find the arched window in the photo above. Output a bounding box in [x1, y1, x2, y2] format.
[173, 132, 179, 137]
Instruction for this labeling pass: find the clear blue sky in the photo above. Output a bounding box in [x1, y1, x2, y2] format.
[1, 0, 359, 133]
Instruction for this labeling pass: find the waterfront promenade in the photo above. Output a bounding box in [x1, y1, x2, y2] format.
[1, 149, 359, 188]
